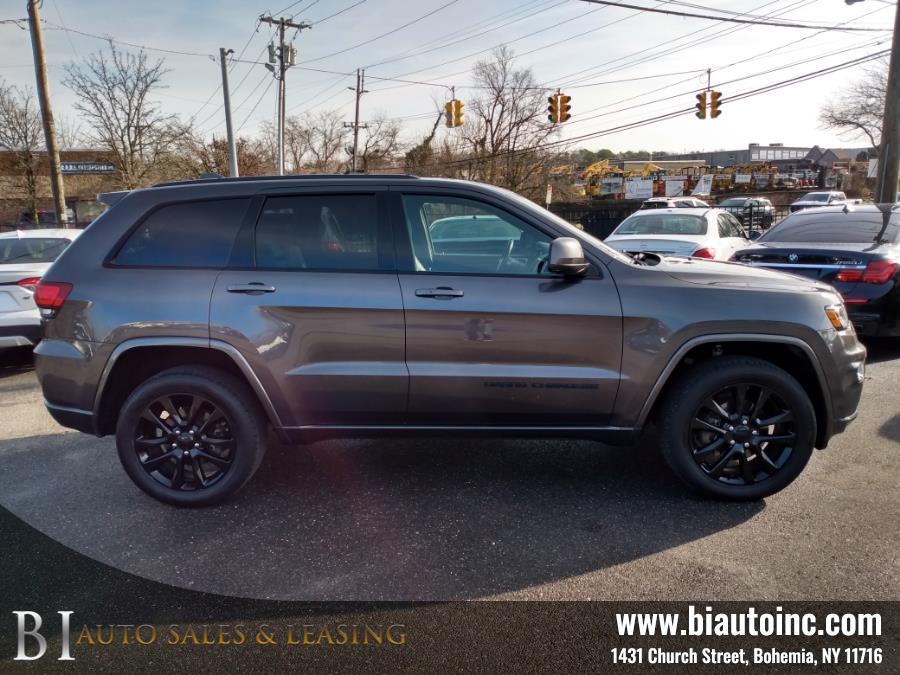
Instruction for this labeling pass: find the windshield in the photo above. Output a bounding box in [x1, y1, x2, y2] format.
[759, 211, 900, 244]
[613, 213, 707, 236]
[719, 198, 748, 207]
[429, 216, 520, 240]
[801, 193, 830, 202]
[0, 237, 71, 264]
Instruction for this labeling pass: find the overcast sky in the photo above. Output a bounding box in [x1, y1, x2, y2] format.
[0, 0, 893, 153]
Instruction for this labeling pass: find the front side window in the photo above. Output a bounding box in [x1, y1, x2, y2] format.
[400, 194, 553, 275]
[114, 199, 249, 267]
[255, 194, 381, 270]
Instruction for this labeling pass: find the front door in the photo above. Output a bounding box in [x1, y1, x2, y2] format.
[210, 189, 407, 428]
[393, 191, 623, 427]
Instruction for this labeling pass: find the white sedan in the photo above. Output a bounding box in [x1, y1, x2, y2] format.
[604, 207, 751, 261]
[0, 228, 81, 349]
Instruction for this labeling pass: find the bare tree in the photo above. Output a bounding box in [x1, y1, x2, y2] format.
[174, 129, 276, 177]
[0, 81, 43, 223]
[294, 110, 348, 172]
[357, 114, 401, 171]
[56, 114, 84, 150]
[63, 46, 185, 187]
[819, 58, 887, 148]
[453, 46, 560, 198]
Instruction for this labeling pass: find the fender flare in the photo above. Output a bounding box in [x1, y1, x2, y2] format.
[92, 337, 283, 428]
[636, 333, 832, 428]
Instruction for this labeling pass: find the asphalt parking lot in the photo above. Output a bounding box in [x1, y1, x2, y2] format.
[0, 344, 898, 602]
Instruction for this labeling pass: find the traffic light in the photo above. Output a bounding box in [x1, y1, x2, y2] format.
[558, 94, 571, 122]
[548, 94, 559, 123]
[695, 91, 707, 119]
[453, 99, 464, 127]
[445, 99, 465, 127]
[709, 90, 722, 118]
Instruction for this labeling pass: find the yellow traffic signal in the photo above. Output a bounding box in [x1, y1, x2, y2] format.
[547, 94, 559, 123]
[453, 99, 465, 127]
[445, 99, 465, 127]
[695, 91, 707, 119]
[709, 90, 722, 118]
[558, 94, 571, 123]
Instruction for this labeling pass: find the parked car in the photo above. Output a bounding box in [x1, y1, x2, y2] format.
[0, 229, 81, 349]
[604, 208, 751, 260]
[717, 197, 775, 228]
[789, 191, 847, 213]
[34, 175, 864, 506]
[640, 196, 709, 209]
[10, 208, 77, 230]
[732, 204, 900, 337]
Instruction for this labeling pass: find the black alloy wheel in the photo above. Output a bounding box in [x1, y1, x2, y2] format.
[689, 384, 795, 486]
[658, 356, 815, 501]
[116, 366, 267, 507]
[134, 394, 235, 491]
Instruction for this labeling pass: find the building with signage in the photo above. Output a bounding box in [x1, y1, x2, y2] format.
[0, 149, 118, 227]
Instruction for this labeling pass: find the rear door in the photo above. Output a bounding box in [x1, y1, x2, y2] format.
[391, 189, 622, 427]
[210, 188, 407, 428]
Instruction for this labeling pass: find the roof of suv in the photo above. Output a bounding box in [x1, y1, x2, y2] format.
[153, 173, 420, 188]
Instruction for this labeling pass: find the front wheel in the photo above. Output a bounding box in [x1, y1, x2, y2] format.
[658, 356, 816, 501]
[115, 366, 268, 506]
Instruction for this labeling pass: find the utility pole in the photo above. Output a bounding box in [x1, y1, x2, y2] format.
[874, 0, 900, 203]
[26, 0, 67, 227]
[343, 69, 368, 172]
[259, 15, 310, 175]
[219, 48, 238, 177]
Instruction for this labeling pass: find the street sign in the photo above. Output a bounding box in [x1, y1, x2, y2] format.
[60, 162, 116, 174]
[545, 183, 553, 207]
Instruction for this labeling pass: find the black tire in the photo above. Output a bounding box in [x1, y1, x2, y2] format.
[658, 356, 816, 501]
[115, 366, 267, 507]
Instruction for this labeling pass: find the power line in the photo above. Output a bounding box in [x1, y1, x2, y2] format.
[311, 0, 370, 24]
[578, 0, 890, 31]
[300, 0, 463, 64]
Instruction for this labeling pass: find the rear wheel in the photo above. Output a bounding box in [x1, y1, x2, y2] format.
[658, 356, 816, 501]
[115, 366, 267, 506]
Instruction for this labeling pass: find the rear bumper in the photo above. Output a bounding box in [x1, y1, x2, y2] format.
[0, 323, 42, 348]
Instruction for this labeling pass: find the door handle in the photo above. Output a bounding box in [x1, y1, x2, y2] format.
[226, 283, 276, 294]
[415, 287, 464, 299]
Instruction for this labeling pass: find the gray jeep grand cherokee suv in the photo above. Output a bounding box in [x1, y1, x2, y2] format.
[33, 175, 865, 506]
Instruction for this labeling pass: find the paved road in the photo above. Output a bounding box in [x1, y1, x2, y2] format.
[0, 344, 898, 602]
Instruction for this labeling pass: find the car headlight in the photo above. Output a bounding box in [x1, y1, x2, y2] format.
[824, 303, 850, 330]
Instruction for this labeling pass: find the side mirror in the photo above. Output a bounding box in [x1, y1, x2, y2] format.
[548, 237, 589, 276]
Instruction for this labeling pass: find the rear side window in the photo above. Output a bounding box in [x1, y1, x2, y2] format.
[760, 212, 900, 243]
[114, 199, 249, 267]
[254, 194, 382, 270]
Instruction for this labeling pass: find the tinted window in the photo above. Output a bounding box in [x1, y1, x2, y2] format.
[800, 193, 830, 203]
[0, 237, 71, 264]
[614, 214, 707, 236]
[401, 194, 553, 275]
[114, 199, 249, 267]
[719, 198, 747, 207]
[760, 212, 900, 244]
[255, 194, 380, 270]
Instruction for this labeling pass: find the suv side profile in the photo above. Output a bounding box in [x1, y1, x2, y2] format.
[34, 175, 866, 506]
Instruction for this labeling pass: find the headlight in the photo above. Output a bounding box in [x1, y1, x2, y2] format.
[824, 303, 849, 330]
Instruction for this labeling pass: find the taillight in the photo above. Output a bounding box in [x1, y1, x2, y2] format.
[692, 247, 716, 259]
[862, 260, 897, 284]
[33, 281, 72, 311]
[17, 276, 41, 292]
[835, 261, 898, 284]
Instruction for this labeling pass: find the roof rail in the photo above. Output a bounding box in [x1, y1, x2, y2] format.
[152, 173, 419, 188]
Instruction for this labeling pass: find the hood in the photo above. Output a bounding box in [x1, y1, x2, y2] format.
[653, 256, 832, 293]
[604, 235, 701, 256]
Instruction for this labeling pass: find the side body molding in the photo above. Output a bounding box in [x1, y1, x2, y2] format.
[92, 337, 283, 428]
